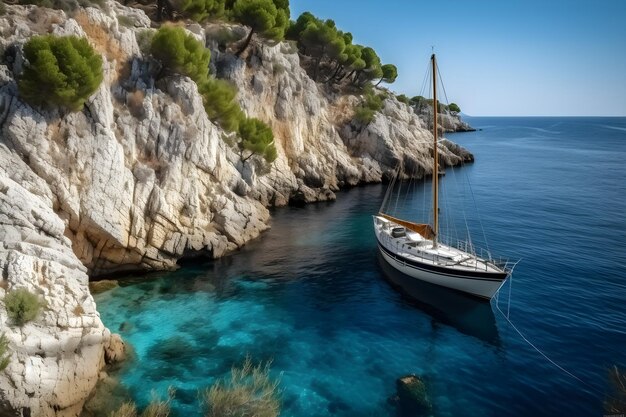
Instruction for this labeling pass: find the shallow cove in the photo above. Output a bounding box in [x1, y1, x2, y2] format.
[94, 117, 626, 417]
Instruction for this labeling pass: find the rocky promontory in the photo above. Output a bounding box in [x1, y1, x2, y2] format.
[0, 3, 473, 415]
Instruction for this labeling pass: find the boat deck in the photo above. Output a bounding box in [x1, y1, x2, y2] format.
[374, 216, 504, 274]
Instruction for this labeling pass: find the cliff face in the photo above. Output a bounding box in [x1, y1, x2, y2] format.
[0, 3, 473, 416]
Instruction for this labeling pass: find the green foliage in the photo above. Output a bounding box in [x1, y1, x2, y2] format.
[18, 35, 103, 112]
[396, 94, 410, 105]
[151, 26, 211, 84]
[448, 102, 461, 113]
[359, 46, 382, 82]
[377, 63, 397, 85]
[4, 288, 43, 326]
[238, 117, 277, 163]
[285, 11, 315, 40]
[179, 0, 225, 21]
[202, 356, 280, 417]
[410, 95, 426, 106]
[410, 95, 447, 112]
[231, 0, 289, 54]
[0, 333, 10, 372]
[288, 11, 392, 88]
[354, 88, 385, 124]
[198, 78, 244, 132]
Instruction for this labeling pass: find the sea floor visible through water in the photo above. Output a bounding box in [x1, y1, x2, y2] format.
[94, 117, 626, 417]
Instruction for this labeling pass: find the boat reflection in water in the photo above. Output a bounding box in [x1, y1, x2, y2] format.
[376, 252, 500, 346]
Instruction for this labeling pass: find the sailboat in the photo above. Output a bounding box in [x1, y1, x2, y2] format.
[373, 54, 513, 300]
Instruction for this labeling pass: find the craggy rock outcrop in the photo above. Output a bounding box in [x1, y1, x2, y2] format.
[0, 3, 473, 416]
[0, 147, 111, 417]
[415, 105, 475, 132]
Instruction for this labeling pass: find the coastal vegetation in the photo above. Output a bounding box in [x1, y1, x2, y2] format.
[410, 95, 461, 114]
[0, 333, 10, 371]
[203, 356, 280, 417]
[286, 11, 394, 89]
[150, 25, 276, 162]
[238, 117, 277, 163]
[3, 288, 44, 326]
[18, 35, 103, 111]
[150, 25, 212, 83]
[232, 0, 290, 56]
[354, 86, 386, 125]
[105, 358, 281, 417]
[109, 393, 172, 417]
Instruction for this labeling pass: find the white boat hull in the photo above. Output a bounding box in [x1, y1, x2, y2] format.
[377, 243, 507, 300]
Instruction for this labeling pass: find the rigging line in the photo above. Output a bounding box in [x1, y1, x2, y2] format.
[450, 159, 473, 251]
[436, 64, 451, 107]
[464, 168, 491, 258]
[493, 290, 613, 401]
[402, 165, 414, 210]
[380, 163, 399, 213]
[448, 166, 460, 245]
[419, 59, 431, 98]
[393, 162, 403, 215]
[386, 165, 399, 214]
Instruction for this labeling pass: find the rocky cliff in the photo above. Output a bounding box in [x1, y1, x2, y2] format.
[0, 3, 473, 416]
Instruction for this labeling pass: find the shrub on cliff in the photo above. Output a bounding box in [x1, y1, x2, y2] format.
[151, 26, 211, 84]
[202, 356, 280, 417]
[238, 117, 277, 163]
[287, 11, 393, 88]
[231, 0, 289, 56]
[0, 333, 10, 371]
[376, 63, 398, 86]
[448, 102, 461, 113]
[198, 78, 244, 132]
[18, 35, 103, 111]
[396, 94, 410, 105]
[354, 87, 385, 125]
[177, 0, 225, 21]
[4, 288, 44, 326]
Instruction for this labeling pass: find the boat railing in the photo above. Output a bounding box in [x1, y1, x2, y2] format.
[438, 234, 514, 273]
[378, 226, 517, 274]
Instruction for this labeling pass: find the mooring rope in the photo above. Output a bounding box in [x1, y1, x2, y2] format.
[494, 282, 616, 401]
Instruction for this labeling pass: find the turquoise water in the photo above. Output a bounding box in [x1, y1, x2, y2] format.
[94, 117, 626, 416]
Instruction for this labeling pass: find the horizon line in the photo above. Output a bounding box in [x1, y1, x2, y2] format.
[462, 114, 626, 118]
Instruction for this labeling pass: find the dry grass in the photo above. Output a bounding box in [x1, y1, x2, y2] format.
[109, 402, 137, 417]
[108, 389, 173, 417]
[605, 365, 626, 413]
[73, 304, 85, 316]
[202, 356, 281, 417]
[127, 89, 146, 118]
[74, 11, 130, 80]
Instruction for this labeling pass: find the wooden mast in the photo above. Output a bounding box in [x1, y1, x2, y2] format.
[431, 53, 439, 249]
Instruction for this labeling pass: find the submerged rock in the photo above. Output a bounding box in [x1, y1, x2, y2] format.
[391, 374, 433, 417]
[88, 280, 119, 295]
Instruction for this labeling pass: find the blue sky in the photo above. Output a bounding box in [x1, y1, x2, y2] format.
[290, 0, 626, 116]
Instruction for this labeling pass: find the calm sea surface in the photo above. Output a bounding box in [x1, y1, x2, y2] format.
[94, 117, 626, 417]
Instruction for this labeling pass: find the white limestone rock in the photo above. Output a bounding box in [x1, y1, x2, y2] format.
[0, 4, 473, 416]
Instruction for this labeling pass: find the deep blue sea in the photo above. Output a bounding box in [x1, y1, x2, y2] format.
[94, 117, 626, 417]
